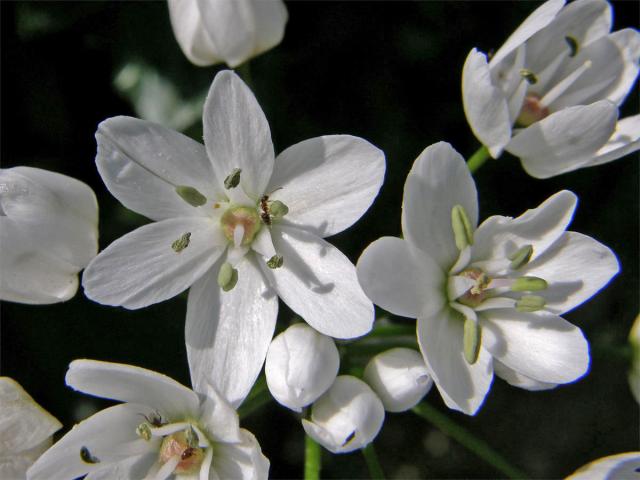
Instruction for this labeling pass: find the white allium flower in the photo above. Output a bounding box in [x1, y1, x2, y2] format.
[566, 452, 640, 480]
[357, 142, 620, 415]
[462, 0, 640, 178]
[0, 377, 62, 479]
[168, 0, 288, 68]
[27, 360, 268, 480]
[0, 167, 98, 304]
[265, 323, 340, 412]
[363, 348, 433, 413]
[302, 376, 384, 454]
[83, 70, 385, 408]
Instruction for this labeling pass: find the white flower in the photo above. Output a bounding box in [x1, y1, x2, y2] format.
[27, 360, 268, 480]
[363, 348, 433, 413]
[357, 142, 619, 415]
[566, 452, 640, 479]
[168, 0, 288, 67]
[83, 70, 385, 408]
[462, 0, 640, 178]
[0, 377, 62, 479]
[265, 323, 340, 412]
[302, 376, 385, 454]
[0, 167, 98, 304]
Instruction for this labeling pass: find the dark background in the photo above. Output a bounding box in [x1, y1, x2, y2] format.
[1, 1, 638, 478]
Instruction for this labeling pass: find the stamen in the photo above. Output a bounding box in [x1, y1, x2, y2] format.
[224, 168, 242, 189]
[266, 254, 284, 269]
[171, 232, 191, 253]
[516, 295, 546, 312]
[565, 36, 579, 57]
[539, 60, 592, 107]
[269, 200, 289, 220]
[519, 68, 538, 85]
[136, 422, 152, 441]
[463, 317, 481, 365]
[80, 446, 100, 464]
[508, 244, 533, 270]
[451, 205, 474, 251]
[511, 276, 548, 292]
[217, 262, 238, 292]
[175, 185, 207, 207]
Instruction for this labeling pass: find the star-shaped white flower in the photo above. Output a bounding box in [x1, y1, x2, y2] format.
[462, 0, 640, 178]
[83, 70, 385, 407]
[357, 142, 619, 415]
[168, 0, 288, 67]
[27, 360, 268, 480]
[0, 166, 98, 304]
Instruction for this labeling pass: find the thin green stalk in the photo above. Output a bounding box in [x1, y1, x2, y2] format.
[412, 402, 526, 479]
[304, 433, 321, 480]
[362, 443, 385, 479]
[466, 145, 491, 174]
[238, 376, 270, 419]
[236, 61, 254, 90]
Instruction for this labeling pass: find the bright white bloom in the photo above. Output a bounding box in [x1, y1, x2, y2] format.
[566, 452, 640, 479]
[27, 360, 268, 480]
[0, 377, 62, 479]
[302, 376, 384, 454]
[357, 142, 619, 415]
[168, 0, 288, 67]
[0, 167, 98, 304]
[83, 70, 385, 408]
[363, 348, 433, 413]
[265, 323, 340, 412]
[462, 0, 640, 178]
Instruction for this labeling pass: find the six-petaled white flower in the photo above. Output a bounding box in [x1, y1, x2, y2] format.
[168, 0, 288, 68]
[83, 70, 385, 408]
[462, 0, 640, 178]
[357, 142, 619, 415]
[27, 360, 268, 480]
[0, 167, 98, 304]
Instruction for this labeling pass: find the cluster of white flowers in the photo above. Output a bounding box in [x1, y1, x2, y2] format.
[2, 0, 637, 478]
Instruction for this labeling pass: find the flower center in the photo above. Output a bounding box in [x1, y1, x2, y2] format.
[220, 206, 262, 247]
[516, 93, 550, 127]
[456, 267, 491, 308]
[159, 429, 205, 475]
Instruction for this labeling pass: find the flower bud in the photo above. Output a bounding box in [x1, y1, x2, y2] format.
[302, 376, 385, 454]
[363, 348, 433, 412]
[265, 324, 339, 412]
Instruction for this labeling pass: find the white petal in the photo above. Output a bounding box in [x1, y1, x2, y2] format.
[83, 217, 224, 309]
[264, 226, 373, 339]
[302, 376, 385, 454]
[211, 429, 269, 480]
[96, 116, 220, 221]
[0, 377, 61, 453]
[1, 437, 52, 480]
[363, 348, 433, 412]
[66, 360, 200, 419]
[508, 101, 618, 179]
[401, 142, 478, 270]
[265, 324, 340, 411]
[590, 114, 640, 167]
[168, 0, 222, 67]
[417, 308, 493, 415]
[267, 135, 385, 238]
[567, 452, 640, 480]
[472, 190, 577, 272]
[197, 382, 242, 444]
[250, 0, 288, 58]
[607, 28, 640, 106]
[493, 360, 557, 391]
[462, 49, 512, 158]
[84, 453, 158, 480]
[251, 227, 276, 260]
[186, 257, 278, 408]
[203, 71, 275, 199]
[356, 237, 445, 319]
[481, 309, 589, 384]
[520, 231, 619, 315]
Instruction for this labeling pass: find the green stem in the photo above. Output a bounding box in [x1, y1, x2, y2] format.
[362, 443, 385, 479]
[466, 145, 491, 174]
[236, 61, 254, 90]
[412, 402, 526, 479]
[238, 376, 270, 419]
[304, 433, 321, 480]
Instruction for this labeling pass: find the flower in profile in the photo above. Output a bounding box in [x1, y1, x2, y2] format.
[462, 0, 640, 178]
[168, 0, 288, 67]
[83, 70, 385, 407]
[628, 314, 640, 404]
[0, 377, 62, 478]
[27, 360, 268, 480]
[357, 142, 619, 415]
[302, 376, 385, 454]
[566, 452, 640, 479]
[0, 167, 98, 304]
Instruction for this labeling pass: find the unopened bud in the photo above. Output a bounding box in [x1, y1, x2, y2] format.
[217, 262, 238, 292]
[451, 204, 474, 251]
[176, 185, 207, 207]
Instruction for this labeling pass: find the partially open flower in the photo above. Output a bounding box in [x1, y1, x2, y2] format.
[566, 452, 640, 479]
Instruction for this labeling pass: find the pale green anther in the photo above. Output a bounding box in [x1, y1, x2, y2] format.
[171, 232, 191, 253]
[565, 36, 579, 57]
[451, 204, 474, 251]
[136, 422, 152, 441]
[269, 200, 289, 219]
[217, 262, 238, 292]
[516, 295, 546, 312]
[463, 317, 481, 365]
[511, 276, 548, 292]
[519, 68, 538, 85]
[508, 244, 533, 270]
[267, 254, 284, 269]
[175, 185, 207, 207]
[224, 168, 242, 189]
